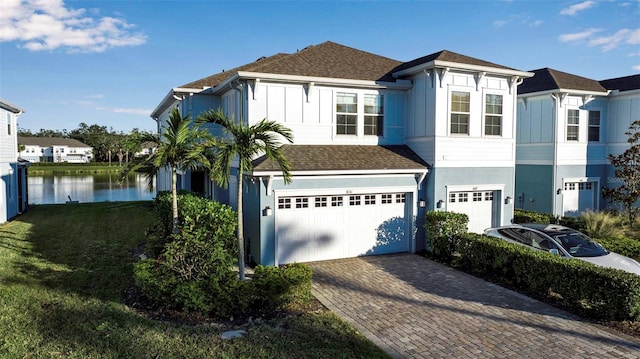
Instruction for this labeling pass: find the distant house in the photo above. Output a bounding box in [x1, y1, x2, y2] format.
[134, 141, 157, 157]
[516, 69, 640, 216]
[1, 99, 28, 224]
[18, 137, 93, 163]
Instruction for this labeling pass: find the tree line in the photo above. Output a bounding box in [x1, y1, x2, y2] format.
[18, 123, 154, 164]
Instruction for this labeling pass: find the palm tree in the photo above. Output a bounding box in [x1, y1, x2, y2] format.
[198, 109, 293, 280]
[121, 108, 212, 233]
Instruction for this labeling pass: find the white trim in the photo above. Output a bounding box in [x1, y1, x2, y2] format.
[393, 60, 533, 78]
[518, 89, 608, 99]
[253, 169, 428, 177]
[446, 184, 505, 193]
[273, 186, 417, 198]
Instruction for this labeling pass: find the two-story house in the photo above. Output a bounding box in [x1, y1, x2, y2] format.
[150, 41, 532, 265]
[1, 99, 28, 224]
[516, 69, 639, 216]
[18, 137, 93, 163]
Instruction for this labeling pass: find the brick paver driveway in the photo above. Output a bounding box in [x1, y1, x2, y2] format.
[309, 253, 640, 359]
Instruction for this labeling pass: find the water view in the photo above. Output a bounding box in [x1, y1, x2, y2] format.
[28, 173, 155, 205]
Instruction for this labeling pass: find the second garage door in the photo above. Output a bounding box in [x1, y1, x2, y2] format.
[275, 192, 410, 264]
[447, 191, 497, 234]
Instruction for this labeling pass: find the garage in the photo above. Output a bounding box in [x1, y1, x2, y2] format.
[275, 192, 410, 264]
[562, 181, 597, 216]
[447, 190, 497, 233]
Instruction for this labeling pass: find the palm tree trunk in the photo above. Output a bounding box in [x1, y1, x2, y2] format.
[237, 169, 245, 280]
[172, 166, 179, 234]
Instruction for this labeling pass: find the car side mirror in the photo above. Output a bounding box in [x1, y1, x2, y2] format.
[549, 248, 560, 256]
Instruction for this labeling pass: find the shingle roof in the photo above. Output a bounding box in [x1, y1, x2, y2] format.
[253, 145, 429, 172]
[392, 50, 518, 74]
[182, 41, 402, 89]
[599, 74, 640, 92]
[18, 137, 91, 147]
[518, 68, 607, 95]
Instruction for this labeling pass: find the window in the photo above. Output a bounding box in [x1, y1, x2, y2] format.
[485, 192, 494, 201]
[449, 193, 456, 203]
[336, 93, 357, 135]
[381, 194, 393, 204]
[450, 91, 470, 134]
[567, 109, 579, 141]
[395, 193, 406, 203]
[349, 195, 361, 206]
[278, 198, 291, 209]
[588, 111, 600, 142]
[458, 193, 469, 202]
[473, 192, 482, 202]
[484, 94, 502, 136]
[331, 196, 343, 207]
[364, 94, 383, 136]
[364, 194, 376, 205]
[315, 197, 327, 208]
[295, 198, 309, 208]
[7, 113, 11, 135]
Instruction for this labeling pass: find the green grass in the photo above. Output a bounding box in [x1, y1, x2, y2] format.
[28, 163, 124, 175]
[0, 202, 389, 359]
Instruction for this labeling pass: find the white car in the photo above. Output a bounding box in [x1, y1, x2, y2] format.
[484, 223, 640, 276]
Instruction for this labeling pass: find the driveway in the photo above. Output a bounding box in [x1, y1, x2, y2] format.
[309, 253, 640, 358]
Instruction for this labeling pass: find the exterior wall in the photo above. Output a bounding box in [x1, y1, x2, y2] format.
[0, 106, 20, 223]
[247, 174, 423, 266]
[246, 81, 406, 146]
[19, 145, 44, 162]
[515, 164, 554, 213]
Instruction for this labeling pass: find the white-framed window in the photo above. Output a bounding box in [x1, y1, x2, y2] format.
[364, 94, 383, 136]
[484, 94, 502, 136]
[349, 195, 361, 206]
[484, 192, 493, 201]
[395, 193, 406, 203]
[458, 193, 469, 202]
[450, 91, 470, 135]
[567, 109, 579, 141]
[6, 113, 11, 135]
[381, 194, 393, 204]
[588, 111, 600, 142]
[295, 198, 309, 209]
[449, 193, 456, 203]
[278, 198, 291, 209]
[364, 194, 376, 205]
[336, 92, 357, 135]
[315, 197, 327, 208]
[331, 196, 343, 207]
[473, 192, 482, 202]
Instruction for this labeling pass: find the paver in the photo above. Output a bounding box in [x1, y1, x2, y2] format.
[309, 253, 640, 359]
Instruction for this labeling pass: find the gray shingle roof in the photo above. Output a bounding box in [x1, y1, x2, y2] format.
[599, 74, 640, 92]
[18, 137, 91, 147]
[392, 50, 518, 74]
[518, 68, 607, 95]
[182, 41, 403, 89]
[253, 145, 429, 172]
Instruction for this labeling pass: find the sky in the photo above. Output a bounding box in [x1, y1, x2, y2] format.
[1, 0, 638, 134]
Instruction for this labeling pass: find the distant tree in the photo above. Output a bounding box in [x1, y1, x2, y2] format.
[602, 120, 640, 227]
[18, 128, 34, 137]
[198, 109, 293, 281]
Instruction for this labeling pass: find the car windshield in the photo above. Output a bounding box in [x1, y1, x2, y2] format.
[552, 232, 608, 257]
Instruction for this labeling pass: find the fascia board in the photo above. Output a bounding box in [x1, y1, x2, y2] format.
[150, 87, 204, 119]
[393, 60, 534, 79]
[230, 71, 413, 90]
[517, 89, 609, 98]
[0, 99, 25, 114]
[252, 168, 429, 177]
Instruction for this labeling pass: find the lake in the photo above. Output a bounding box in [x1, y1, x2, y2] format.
[28, 173, 156, 205]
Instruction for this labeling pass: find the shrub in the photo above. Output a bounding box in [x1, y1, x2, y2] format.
[513, 209, 554, 224]
[424, 211, 468, 262]
[579, 210, 623, 239]
[250, 263, 313, 314]
[597, 236, 640, 263]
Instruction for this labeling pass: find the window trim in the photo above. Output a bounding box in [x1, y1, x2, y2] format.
[566, 109, 580, 142]
[364, 94, 384, 137]
[483, 93, 503, 137]
[336, 92, 358, 136]
[588, 110, 601, 142]
[450, 90, 471, 135]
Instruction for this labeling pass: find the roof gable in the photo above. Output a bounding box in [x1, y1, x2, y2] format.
[518, 68, 607, 95]
[392, 50, 518, 76]
[253, 145, 429, 172]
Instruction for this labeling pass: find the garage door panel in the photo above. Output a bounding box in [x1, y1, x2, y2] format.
[447, 191, 495, 234]
[276, 193, 409, 264]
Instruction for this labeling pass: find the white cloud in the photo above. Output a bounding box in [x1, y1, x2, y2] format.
[633, 64, 640, 71]
[0, 0, 146, 53]
[530, 20, 544, 27]
[97, 106, 152, 116]
[559, 28, 602, 42]
[493, 19, 512, 28]
[560, 1, 596, 15]
[588, 28, 640, 51]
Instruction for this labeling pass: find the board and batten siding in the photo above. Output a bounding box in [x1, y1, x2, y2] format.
[246, 81, 406, 145]
[405, 70, 516, 168]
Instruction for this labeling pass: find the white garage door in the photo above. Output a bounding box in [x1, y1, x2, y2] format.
[563, 181, 596, 216]
[447, 191, 496, 234]
[275, 193, 409, 264]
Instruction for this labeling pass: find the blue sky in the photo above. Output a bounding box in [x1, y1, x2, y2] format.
[1, 0, 638, 133]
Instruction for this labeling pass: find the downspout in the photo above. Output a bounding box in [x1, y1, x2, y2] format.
[550, 93, 560, 216]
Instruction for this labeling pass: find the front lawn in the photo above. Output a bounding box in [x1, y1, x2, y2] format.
[0, 202, 389, 359]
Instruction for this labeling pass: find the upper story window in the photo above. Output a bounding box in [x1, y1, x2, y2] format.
[364, 94, 384, 136]
[336, 93, 357, 135]
[450, 91, 470, 135]
[567, 109, 580, 141]
[588, 111, 600, 142]
[484, 94, 502, 136]
[6, 113, 11, 135]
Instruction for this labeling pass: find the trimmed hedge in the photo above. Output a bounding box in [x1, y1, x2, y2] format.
[251, 263, 313, 313]
[431, 232, 640, 321]
[424, 210, 468, 260]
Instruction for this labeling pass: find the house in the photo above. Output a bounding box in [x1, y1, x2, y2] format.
[0, 99, 28, 224]
[134, 141, 157, 157]
[18, 137, 93, 163]
[150, 41, 532, 265]
[516, 69, 640, 216]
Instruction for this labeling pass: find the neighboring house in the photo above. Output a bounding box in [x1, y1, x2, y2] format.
[134, 141, 157, 157]
[18, 137, 93, 163]
[150, 41, 532, 265]
[516, 69, 640, 216]
[0, 99, 28, 224]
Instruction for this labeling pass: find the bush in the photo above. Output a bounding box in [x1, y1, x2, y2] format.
[444, 232, 640, 321]
[597, 236, 640, 263]
[424, 211, 468, 262]
[580, 210, 623, 239]
[250, 263, 313, 313]
[513, 209, 554, 224]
